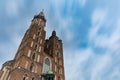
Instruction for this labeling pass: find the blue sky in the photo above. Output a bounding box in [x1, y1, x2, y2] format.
[0, 0, 120, 80]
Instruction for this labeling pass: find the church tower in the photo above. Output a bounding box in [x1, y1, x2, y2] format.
[0, 11, 65, 80]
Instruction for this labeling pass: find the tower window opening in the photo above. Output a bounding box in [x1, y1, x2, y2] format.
[36, 37, 38, 42]
[57, 52, 59, 56]
[37, 31, 40, 36]
[32, 53, 35, 60]
[39, 27, 41, 30]
[56, 51, 60, 57]
[34, 44, 37, 51]
[23, 74, 27, 80]
[30, 63, 34, 72]
[23, 77, 26, 80]
[32, 77, 34, 80]
[56, 44, 60, 48]
[33, 34, 36, 39]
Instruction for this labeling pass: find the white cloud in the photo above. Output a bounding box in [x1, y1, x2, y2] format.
[88, 7, 120, 80]
[91, 54, 111, 80]
[89, 18, 120, 51]
[89, 8, 107, 40]
[64, 48, 93, 80]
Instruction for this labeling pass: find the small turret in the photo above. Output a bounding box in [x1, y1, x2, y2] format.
[52, 30, 56, 36]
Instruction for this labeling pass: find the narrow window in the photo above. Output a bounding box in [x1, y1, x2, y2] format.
[55, 75, 57, 80]
[33, 34, 36, 39]
[32, 53, 35, 60]
[39, 47, 41, 52]
[30, 64, 34, 72]
[27, 50, 31, 57]
[25, 61, 28, 69]
[37, 55, 40, 62]
[23, 77, 26, 80]
[57, 52, 59, 57]
[56, 51, 61, 57]
[36, 37, 38, 42]
[34, 44, 37, 51]
[23, 74, 27, 80]
[30, 65, 33, 72]
[57, 44, 59, 48]
[55, 57, 57, 63]
[30, 41, 34, 47]
[56, 43, 60, 48]
[35, 66, 38, 73]
[37, 31, 41, 36]
[40, 39, 42, 44]
[32, 77, 34, 80]
[39, 27, 41, 30]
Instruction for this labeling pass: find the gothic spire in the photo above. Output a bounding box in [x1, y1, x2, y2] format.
[34, 10, 46, 22]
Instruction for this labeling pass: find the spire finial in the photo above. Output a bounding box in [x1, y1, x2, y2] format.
[33, 9, 46, 22]
[39, 9, 45, 17]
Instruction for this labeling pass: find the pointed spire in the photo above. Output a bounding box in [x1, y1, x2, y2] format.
[34, 9, 46, 22]
[39, 9, 44, 17]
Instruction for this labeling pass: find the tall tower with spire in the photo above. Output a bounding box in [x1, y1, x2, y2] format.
[0, 11, 65, 80]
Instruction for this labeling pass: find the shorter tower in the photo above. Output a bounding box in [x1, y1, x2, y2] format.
[0, 11, 65, 80]
[44, 30, 65, 80]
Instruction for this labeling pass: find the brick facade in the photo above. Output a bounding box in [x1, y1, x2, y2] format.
[0, 11, 65, 80]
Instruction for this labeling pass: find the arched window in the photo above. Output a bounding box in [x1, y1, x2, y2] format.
[56, 44, 60, 48]
[42, 58, 51, 73]
[45, 58, 50, 66]
[32, 77, 34, 80]
[39, 27, 41, 30]
[34, 44, 37, 51]
[23, 77, 26, 80]
[30, 63, 34, 72]
[23, 74, 27, 80]
[37, 31, 41, 36]
[32, 53, 35, 60]
[56, 51, 60, 57]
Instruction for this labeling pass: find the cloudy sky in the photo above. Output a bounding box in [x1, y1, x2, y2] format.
[0, 0, 120, 80]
